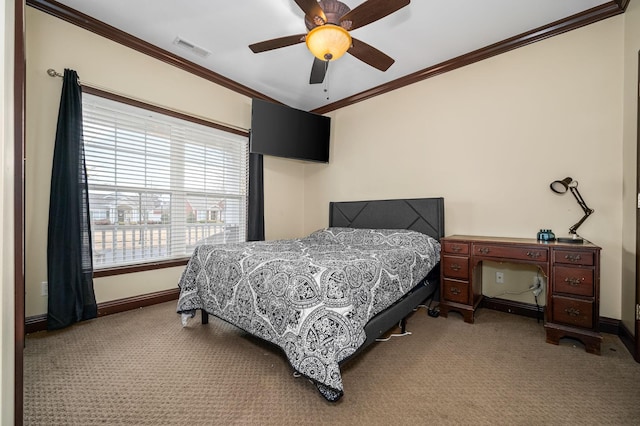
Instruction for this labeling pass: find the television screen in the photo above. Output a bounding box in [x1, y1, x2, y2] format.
[250, 98, 330, 163]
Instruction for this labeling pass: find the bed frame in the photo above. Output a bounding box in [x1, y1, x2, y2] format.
[199, 196, 445, 354]
[329, 197, 445, 352]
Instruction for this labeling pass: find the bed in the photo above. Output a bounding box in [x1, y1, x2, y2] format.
[177, 197, 444, 401]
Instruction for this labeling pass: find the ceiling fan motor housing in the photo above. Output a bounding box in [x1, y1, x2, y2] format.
[305, 0, 351, 30]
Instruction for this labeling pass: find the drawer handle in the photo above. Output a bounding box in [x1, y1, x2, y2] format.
[450, 263, 462, 272]
[451, 245, 462, 253]
[564, 307, 581, 317]
[526, 251, 541, 259]
[478, 247, 490, 254]
[564, 254, 582, 263]
[565, 277, 583, 286]
[450, 287, 461, 295]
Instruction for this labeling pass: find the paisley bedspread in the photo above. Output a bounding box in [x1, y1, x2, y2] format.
[176, 227, 440, 401]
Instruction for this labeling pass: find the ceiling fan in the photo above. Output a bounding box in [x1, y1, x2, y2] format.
[249, 0, 410, 84]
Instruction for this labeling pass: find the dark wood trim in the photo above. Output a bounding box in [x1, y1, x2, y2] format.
[313, 2, 628, 114]
[614, 0, 631, 11]
[598, 316, 622, 336]
[619, 321, 639, 362]
[636, 49, 640, 365]
[81, 86, 249, 137]
[24, 288, 180, 334]
[96, 287, 180, 317]
[14, 0, 26, 423]
[481, 297, 624, 336]
[26, 0, 627, 115]
[93, 258, 189, 278]
[636, 315, 640, 363]
[25, 0, 279, 105]
[24, 288, 635, 349]
[23, 314, 46, 336]
[481, 297, 545, 321]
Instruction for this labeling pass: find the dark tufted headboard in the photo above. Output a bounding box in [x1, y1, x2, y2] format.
[329, 197, 445, 240]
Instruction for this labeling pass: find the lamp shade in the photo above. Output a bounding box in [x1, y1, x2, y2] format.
[550, 177, 573, 194]
[305, 24, 352, 62]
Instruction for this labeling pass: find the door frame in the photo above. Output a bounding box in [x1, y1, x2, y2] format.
[13, 0, 25, 424]
[636, 51, 640, 362]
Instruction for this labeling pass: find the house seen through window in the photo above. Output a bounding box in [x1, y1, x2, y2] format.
[82, 92, 249, 269]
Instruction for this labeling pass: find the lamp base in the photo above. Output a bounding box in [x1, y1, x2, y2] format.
[557, 236, 584, 244]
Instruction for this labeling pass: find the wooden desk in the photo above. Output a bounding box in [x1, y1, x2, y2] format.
[439, 235, 602, 354]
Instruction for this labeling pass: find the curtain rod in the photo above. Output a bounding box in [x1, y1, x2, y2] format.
[46, 68, 249, 135]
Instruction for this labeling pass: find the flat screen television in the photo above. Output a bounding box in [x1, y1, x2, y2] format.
[250, 98, 330, 163]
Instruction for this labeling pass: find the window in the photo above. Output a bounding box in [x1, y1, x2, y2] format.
[82, 91, 249, 269]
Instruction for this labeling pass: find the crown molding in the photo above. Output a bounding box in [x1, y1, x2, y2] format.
[26, 0, 279, 104]
[312, 1, 628, 114]
[26, 0, 627, 114]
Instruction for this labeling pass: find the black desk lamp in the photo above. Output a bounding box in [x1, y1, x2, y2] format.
[550, 177, 594, 244]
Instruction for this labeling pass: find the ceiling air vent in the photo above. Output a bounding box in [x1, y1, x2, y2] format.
[173, 36, 211, 58]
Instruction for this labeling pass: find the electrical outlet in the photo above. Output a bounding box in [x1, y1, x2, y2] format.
[495, 272, 504, 284]
[41, 281, 48, 296]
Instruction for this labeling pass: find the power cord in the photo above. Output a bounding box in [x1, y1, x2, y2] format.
[534, 294, 542, 323]
[492, 288, 534, 297]
[375, 330, 412, 342]
[375, 291, 442, 343]
[415, 293, 440, 318]
[531, 274, 544, 323]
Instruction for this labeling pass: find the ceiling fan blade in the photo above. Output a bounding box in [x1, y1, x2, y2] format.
[249, 34, 306, 53]
[348, 37, 395, 71]
[340, 0, 410, 31]
[310, 57, 328, 84]
[294, 0, 327, 24]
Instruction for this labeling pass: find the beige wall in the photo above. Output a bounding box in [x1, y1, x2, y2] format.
[263, 156, 306, 241]
[24, 8, 305, 317]
[622, 1, 640, 334]
[1, 0, 16, 422]
[304, 17, 626, 320]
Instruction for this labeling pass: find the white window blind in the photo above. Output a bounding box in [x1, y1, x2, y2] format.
[82, 93, 249, 269]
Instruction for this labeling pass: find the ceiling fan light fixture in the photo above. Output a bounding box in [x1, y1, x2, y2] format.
[305, 24, 352, 62]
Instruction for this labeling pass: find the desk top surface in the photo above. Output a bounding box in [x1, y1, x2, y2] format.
[443, 234, 600, 249]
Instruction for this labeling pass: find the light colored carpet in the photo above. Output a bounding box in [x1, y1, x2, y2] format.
[24, 302, 640, 425]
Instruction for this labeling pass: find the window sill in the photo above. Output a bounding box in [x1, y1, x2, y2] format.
[93, 258, 190, 278]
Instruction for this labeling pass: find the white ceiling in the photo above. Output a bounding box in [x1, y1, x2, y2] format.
[54, 0, 610, 111]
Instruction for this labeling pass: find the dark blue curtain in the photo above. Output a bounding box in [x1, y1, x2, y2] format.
[47, 69, 97, 330]
[247, 153, 265, 241]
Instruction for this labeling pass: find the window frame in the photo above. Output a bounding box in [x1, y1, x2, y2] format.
[82, 86, 250, 277]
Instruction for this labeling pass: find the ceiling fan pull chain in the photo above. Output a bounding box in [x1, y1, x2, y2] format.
[324, 61, 330, 100]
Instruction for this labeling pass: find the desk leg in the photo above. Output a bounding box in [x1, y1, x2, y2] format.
[544, 323, 602, 355]
[439, 303, 475, 324]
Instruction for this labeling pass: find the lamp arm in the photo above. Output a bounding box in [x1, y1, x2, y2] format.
[568, 186, 594, 235]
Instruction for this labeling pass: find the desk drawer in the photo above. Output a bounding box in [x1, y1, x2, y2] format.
[442, 278, 469, 304]
[442, 255, 469, 280]
[552, 296, 593, 329]
[553, 250, 594, 266]
[443, 241, 469, 255]
[554, 266, 594, 297]
[472, 244, 548, 262]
